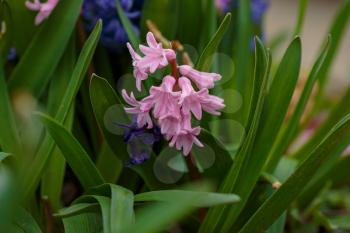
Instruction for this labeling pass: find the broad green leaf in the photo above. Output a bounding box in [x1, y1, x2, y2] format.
[13, 208, 42, 233]
[265, 36, 331, 172]
[8, 0, 83, 97]
[294, 0, 309, 35]
[74, 184, 135, 233]
[219, 38, 301, 233]
[110, 185, 134, 233]
[56, 203, 100, 217]
[89, 74, 129, 162]
[0, 153, 17, 231]
[6, 0, 37, 54]
[135, 190, 240, 207]
[197, 0, 217, 53]
[233, 0, 253, 124]
[0, 152, 11, 162]
[36, 112, 105, 190]
[267, 213, 287, 233]
[80, 196, 112, 233]
[176, 0, 203, 47]
[96, 142, 122, 183]
[239, 113, 350, 233]
[294, 86, 350, 161]
[197, 129, 232, 181]
[199, 38, 271, 233]
[89, 75, 169, 190]
[0, 58, 21, 156]
[317, 0, 350, 90]
[122, 194, 196, 233]
[196, 13, 231, 72]
[0, 1, 13, 59]
[21, 21, 102, 201]
[41, 35, 77, 211]
[140, 0, 179, 39]
[115, 0, 140, 48]
[63, 212, 103, 233]
[329, 155, 350, 186]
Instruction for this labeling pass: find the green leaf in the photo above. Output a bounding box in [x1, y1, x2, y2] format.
[234, 0, 253, 124]
[135, 190, 240, 207]
[41, 35, 77, 211]
[196, 129, 233, 181]
[96, 142, 122, 183]
[115, 0, 140, 48]
[219, 38, 301, 233]
[294, 0, 309, 35]
[317, 0, 350, 90]
[197, 0, 217, 53]
[329, 155, 350, 186]
[0, 152, 11, 163]
[140, 0, 179, 39]
[8, 0, 83, 97]
[63, 212, 103, 233]
[199, 38, 271, 233]
[55, 203, 100, 217]
[294, 86, 350, 161]
[89, 74, 129, 162]
[239, 113, 350, 233]
[74, 184, 135, 233]
[176, 0, 203, 47]
[13, 208, 42, 233]
[36, 112, 105, 190]
[6, 1, 37, 54]
[0, 153, 16, 231]
[266, 213, 287, 233]
[21, 20, 102, 201]
[265, 36, 331, 172]
[0, 58, 21, 156]
[196, 13, 231, 72]
[89, 75, 169, 190]
[122, 194, 196, 233]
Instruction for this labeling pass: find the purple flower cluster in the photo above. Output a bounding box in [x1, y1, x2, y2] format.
[215, 0, 270, 24]
[7, 48, 17, 61]
[251, 0, 270, 23]
[117, 116, 161, 166]
[82, 0, 143, 51]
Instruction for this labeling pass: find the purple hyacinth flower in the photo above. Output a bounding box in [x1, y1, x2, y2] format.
[7, 48, 17, 61]
[216, 0, 270, 24]
[82, 0, 143, 51]
[215, 0, 231, 13]
[251, 0, 269, 24]
[117, 115, 161, 166]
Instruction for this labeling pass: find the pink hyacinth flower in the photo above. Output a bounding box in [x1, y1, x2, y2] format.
[179, 77, 225, 119]
[158, 114, 182, 135]
[25, 0, 59, 25]
[169, 126, 203, 156]
[137, 32, 176, 73]
[147, 75, 181, 119]
[122, 90, 153, 129]
[127, 43, 148, 91]
[179, 65, 222, 90]
[178, 77, 207, 120]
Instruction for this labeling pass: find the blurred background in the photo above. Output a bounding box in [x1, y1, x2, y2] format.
[266, 0, 350, 96]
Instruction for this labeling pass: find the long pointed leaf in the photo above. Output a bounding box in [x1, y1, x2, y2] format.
[239, 113, 350, 233]
[21, 21, 102, 201]
[8, 0, 83, 97]
[36, 113, 104, 190]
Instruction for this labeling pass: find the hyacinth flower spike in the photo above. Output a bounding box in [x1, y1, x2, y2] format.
[127, 32, 176, 91]
[25, 0, 59, 25]
[179, 65, 222, 89]
[122, 32, 225, 156]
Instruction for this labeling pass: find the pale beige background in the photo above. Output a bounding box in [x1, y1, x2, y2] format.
[265, 0, 350, 95]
